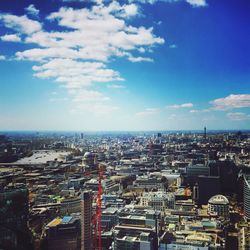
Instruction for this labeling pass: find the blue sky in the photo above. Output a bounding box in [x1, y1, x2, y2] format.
[0, 0, 250, 131]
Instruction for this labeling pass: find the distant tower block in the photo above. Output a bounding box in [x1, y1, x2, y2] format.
[204, 126, 207, 140]
[81, 191, 92, 250]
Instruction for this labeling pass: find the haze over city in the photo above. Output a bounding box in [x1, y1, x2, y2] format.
[0, 0, 250, 131]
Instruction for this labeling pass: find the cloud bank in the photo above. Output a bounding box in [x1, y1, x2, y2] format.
[0, 1, 164, 115]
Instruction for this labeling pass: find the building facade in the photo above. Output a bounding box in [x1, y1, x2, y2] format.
[81, 191, 92, 250]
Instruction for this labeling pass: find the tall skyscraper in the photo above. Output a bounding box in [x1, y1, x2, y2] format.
[81, 191, 92, 250]
[197, 175, 221, 205]
[0, 184, 33, 250]
[80, 133, 84, 140]
[243, 174, 250, 220]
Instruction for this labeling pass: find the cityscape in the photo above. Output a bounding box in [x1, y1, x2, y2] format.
[0, 130, 250, 249]
[0, 0, 250, 250]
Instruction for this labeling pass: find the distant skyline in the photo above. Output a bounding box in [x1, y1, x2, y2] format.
[0, 0, 250, 131]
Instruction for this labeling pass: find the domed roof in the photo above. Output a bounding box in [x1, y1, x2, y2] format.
[83, 152, 94, 158]
[208, 195, 229, 205]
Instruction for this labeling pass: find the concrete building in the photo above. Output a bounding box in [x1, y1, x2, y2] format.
[60, 196, 81, 215]
[82, 152, 95, 167]
[81, 191, 92, 250]
[186, 164, 210, 177]
[208, 194, 229, 217]
[102, 178, 120, 194]
[101, 207, 119, 231]
[114, 230, 157, 250]
[113, 209, 160, 250]
[0, 184, 33, 250]
[43, 216, 81, 250]
[196, 175, 221, 205]
[140, 191, 175, 211]
[134, 175, 165, 191]
[243, 174, 250, 220]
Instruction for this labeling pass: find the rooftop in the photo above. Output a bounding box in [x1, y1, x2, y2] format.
[208, 195, 229, 205]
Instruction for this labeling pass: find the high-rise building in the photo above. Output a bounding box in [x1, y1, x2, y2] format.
[186, 164, 210, 177]
[81, 191, 92, 250]
[185, 164, 210, 187]
[43, 216, 81, 250]
[80, 133, 84, 140]
[243, 174, 250, 220]
[209, 160, 239, 194]
[0, 184, 33, 250]
[197, 175, 221, 205]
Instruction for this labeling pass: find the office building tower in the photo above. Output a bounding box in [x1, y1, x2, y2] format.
[209, 160, 239, 194]
[81, 191, 92, 250]
[0, 184, 33, 250]
[243, 174, 250, 220]
[43, 216, 81, 250]
[197, 175, 220, 205]
[185, 164, 210, 187]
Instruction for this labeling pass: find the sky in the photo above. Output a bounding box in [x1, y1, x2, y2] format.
[0, 0, 250, 131]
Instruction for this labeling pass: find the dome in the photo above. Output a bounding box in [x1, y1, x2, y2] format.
[83, 152, 94, 158]
[208, 195, 229, 205]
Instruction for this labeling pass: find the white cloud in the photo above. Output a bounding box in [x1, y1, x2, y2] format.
[1, 34, 21, 42]
[0, 14, 42, 34]
[138, 47, 146, 53]
[72, 103, 119, 116]
[226, 112, 250, 121]
[130, 0, 207, 7]
[168, 103, 194, 108]
[0, 55, 6, 60]
[190, 108, 210, 113]
[122, 4, 138, 17]
[210, 94, 250, 110]
[72, 89, 110, 102]
[169, 44, 177, 49]
[0, 1, 164, 117]
[107, 84, 126, 89]
[32, 58, 123, 88]
[128, 56, 154, 62]
[49, 97, 68, 102]
[13, 3, 163, 64]
[25, 4, 40, 17]
[185, 0, 207, 7]
[136, 108, 160, 116]
[190, 109, 198, 113]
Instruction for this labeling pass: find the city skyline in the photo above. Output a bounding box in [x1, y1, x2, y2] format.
[0, 0, 250, 131]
